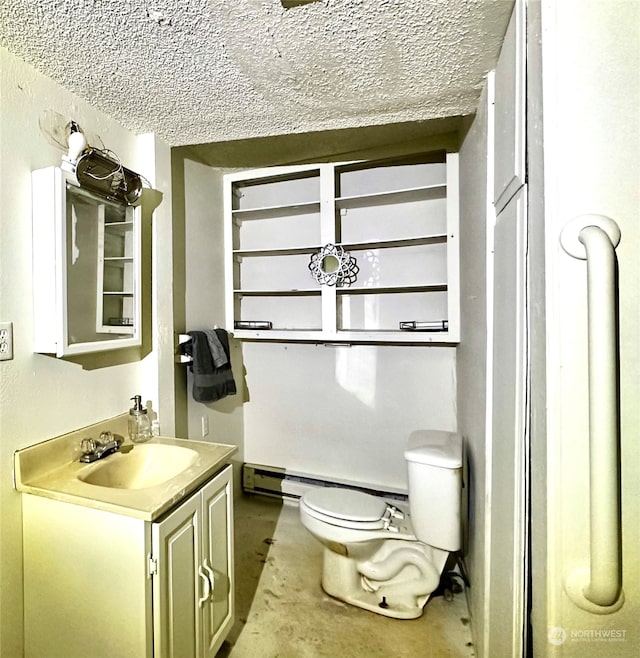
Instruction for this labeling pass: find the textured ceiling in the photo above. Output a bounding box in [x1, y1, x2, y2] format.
[0, 0, 513, 148]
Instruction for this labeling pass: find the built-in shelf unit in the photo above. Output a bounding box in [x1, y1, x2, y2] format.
[224, 151, 459, 343]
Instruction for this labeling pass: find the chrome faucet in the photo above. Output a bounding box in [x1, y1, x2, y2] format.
[79, 432, 123, 463]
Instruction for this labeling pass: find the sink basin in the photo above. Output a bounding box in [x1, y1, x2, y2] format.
[77, 444, 199, 490]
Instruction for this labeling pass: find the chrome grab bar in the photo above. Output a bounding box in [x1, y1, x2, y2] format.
[560, 215, 624, 613]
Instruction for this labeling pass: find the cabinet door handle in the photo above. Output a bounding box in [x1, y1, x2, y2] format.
[203, 559, 216, 597]
[198, 565, 211, 607]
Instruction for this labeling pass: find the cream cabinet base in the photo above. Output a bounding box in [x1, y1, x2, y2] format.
[22, 465, 234, 658]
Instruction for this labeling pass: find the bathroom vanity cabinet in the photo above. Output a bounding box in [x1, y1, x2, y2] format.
[22, 464, 234, 658]
[32, 166, 142, 356]
[224, 151, 460, 343]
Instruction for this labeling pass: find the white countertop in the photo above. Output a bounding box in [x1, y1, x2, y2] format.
[14, 414, 237, 521]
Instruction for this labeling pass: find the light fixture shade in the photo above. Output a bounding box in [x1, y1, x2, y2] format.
[75, 149, 143, 205]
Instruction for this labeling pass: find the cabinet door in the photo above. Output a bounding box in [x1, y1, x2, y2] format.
[152, 492, 201, 658]
[200, 465, 234, 658]
[96, 200, 140, 335]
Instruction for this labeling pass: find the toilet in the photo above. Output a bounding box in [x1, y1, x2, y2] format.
[299, 430, 463, 619]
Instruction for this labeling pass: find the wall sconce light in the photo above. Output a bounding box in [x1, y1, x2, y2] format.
[66, 121, 87, 162]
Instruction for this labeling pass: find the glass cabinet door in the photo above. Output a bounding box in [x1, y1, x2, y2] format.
[93, 194, 137, 335]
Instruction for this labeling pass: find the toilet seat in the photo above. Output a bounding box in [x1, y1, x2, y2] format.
[301, 488, 393, 530]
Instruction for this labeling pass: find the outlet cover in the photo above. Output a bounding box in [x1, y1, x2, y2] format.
[0, 322, 13, 361]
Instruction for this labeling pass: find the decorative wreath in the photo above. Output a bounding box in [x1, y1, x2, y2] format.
[308, 243, 359, 287]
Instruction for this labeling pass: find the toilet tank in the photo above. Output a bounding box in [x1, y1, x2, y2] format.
[404, 430, 463, 551]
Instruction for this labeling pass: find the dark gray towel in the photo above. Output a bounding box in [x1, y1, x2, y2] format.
[203, 329, 228, 367]
[186, 329, 237, 403]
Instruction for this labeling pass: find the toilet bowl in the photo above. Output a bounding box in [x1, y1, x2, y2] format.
[300, 489, 447, 618]
[299, 430, 463, 619]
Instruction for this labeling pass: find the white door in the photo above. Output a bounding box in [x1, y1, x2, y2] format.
[531, 1, 640, 655]
[485, 2, 529, 655]
[489, 187, 528, 657]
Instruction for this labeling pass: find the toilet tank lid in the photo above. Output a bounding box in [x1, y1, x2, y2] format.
[404, 430, 462, 469]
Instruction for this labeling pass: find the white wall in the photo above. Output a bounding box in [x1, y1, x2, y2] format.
[136, 133, 176, 437]
[181, 159, 245, 488]
[0, 48, 169, 656]
[242, 342, 457, 490]
[533, 1, 640, 654]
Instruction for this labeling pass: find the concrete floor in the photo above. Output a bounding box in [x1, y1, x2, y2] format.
[217, 494, 475, 658]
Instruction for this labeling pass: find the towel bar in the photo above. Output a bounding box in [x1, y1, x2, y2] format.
[175, 333, 192, 364]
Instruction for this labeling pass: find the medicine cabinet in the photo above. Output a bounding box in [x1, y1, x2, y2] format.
[224, 151, 459, 343]
[32, 166, 142, 356]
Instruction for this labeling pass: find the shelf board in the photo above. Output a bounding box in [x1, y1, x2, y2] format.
[234, 184, 445, 219]
[104, 257, 134, 264]
[231, 328, 457, 344]
[232, 200, 320, 221]
[104, 222, 134, 234]
[234, 288, 321, 296]
[234, 245, 320, 258]
[234, 284, 445, 296]
[335, 329, 453, 341]
[233, 234, 447, 258]
[341, 233, 447, 251]
[233, 328, 323, 338]
[336, 184, 446, 210]
[336, 284, 447, 295]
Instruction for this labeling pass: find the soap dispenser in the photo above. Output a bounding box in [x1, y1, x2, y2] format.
[128, 395, 152, 443]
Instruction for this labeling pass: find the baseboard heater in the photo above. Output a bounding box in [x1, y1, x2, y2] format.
[242, 463, 408, 503]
